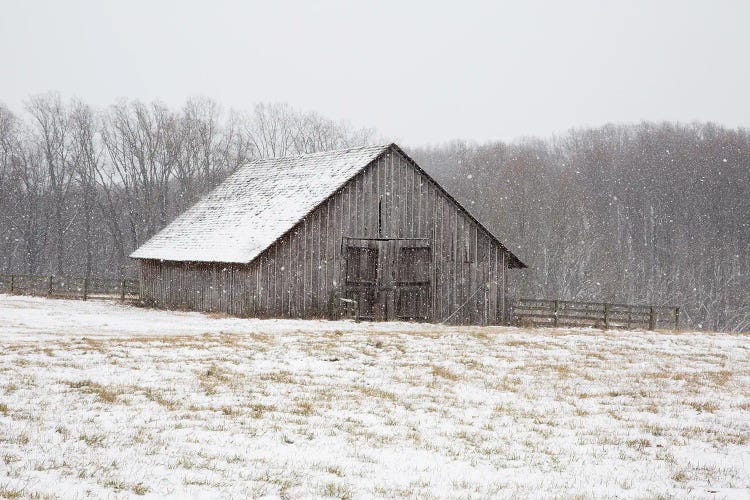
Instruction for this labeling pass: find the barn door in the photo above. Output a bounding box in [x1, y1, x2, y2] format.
[343, 241, 379, 320]
[394, 240, 432, 321]
[344, 237, 432, 322]
[375, 240, 395, 321]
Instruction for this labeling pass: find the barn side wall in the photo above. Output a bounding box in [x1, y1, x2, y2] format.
[139, 147, 512, 325]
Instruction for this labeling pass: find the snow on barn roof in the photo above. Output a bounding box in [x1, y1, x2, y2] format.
[131, 144, 390, 263]
[130, 143, 526, 267]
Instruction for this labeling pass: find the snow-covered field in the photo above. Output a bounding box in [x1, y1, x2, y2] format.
[0, 294, 748, 499]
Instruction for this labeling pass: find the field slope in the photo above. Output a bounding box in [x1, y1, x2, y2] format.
[0, 294, 748, 498]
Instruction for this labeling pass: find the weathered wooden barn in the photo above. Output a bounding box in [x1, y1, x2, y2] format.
[131, 143, 525, 325]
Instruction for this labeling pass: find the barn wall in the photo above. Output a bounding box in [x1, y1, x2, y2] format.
[139, 147, 512, 324]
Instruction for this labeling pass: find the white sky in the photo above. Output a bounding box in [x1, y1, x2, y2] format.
[1, 0, 748, 145]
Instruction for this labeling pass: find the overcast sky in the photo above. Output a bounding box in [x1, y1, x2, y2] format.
[1, 0, 748, 145]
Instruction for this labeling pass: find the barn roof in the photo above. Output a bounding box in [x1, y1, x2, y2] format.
[130, 143, 525, 268]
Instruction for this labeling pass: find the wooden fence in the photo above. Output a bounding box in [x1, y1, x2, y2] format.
[0, 273, 139, 302]
[510, 298, 680, 331]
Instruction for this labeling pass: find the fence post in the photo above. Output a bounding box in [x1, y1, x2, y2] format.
[626, 306, 632, 329]
[120, 279, 126, 303]
[9, 275, 14, 294]
[327, 291, 336, 320]
[648, 306, 656, 331]
[83, 277, 88, 301]
[603, 303, 609, 330]
[48, 276, 53, 296]
[674, 307, 680, 332]
[553, 300, 559, 327]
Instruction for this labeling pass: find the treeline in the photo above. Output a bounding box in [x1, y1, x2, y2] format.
[0, 94, 747, 331]
[411, 123, 750, 332]
[0, 94, 374, 279]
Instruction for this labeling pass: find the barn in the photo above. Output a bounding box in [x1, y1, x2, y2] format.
[130, 143, 525, 325]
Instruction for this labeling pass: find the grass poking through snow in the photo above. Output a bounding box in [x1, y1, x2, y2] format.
[0, 294, 748, 498]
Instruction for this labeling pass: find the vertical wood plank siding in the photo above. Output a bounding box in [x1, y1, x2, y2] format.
[139, 149, 512, 325]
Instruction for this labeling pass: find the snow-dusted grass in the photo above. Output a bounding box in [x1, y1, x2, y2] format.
[0, 294, 748, 498]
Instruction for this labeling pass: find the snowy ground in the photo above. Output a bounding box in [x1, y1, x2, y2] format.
[0, 294, 748, 499]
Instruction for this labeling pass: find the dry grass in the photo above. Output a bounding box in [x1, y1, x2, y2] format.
[79, 433, 105, 447]
[354, 385, 398, 402]
[688, 401, 720, 413]
[431, 365, 461, 381]
[63, 379, 122, 403]
[197, 364, 232, 394]
[321, 481, 353, 499]
[141, 387, 178, 409]
[0, 486, 23, 499]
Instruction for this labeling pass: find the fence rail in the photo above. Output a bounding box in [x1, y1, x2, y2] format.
[510, 298, 680, 331]
[0, 273, 139, 302]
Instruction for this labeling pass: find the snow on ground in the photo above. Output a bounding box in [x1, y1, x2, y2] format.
[0, 294, 748, 499]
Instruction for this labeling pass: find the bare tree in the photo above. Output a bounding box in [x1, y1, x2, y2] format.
[101, 100, 180, 248]
[25, 93, 75, 275]
[242, 102, 376, 158]
[13, 131, 47, 274]
[0, 104, 21, 271]
[69, 100, 101, 280]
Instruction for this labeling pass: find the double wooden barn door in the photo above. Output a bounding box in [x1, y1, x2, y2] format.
[343, 237, 432, 321]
